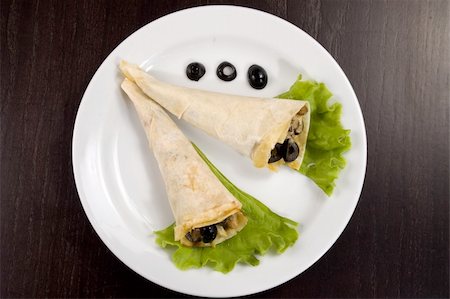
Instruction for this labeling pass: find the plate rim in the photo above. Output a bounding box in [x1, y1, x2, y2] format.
[72, 5, 367, 297]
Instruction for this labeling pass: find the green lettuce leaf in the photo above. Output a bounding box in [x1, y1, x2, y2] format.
[278, 75, 351, 196]
[155, 144, 298, 273]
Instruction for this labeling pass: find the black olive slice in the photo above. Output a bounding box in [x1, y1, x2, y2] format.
[247, 64, 268, 89]
[268, 142, 285, 163]
[200, 225, 217, 243]
[186, 62, 206, 81]
[284, 139, 299, 162]
[217, 62, 237, 81]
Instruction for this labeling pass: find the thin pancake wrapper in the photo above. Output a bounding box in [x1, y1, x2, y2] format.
[121, 79, 247, 247]
[120, 61, 310, 170]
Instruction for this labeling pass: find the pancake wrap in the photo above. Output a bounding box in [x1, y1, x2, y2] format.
[120, 61, 310, 170]
[121, 79, 247, 247]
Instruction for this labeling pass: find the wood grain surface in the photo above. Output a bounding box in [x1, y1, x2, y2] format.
[1, 0, 448, 298]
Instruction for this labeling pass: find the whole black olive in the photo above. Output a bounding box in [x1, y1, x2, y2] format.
[247, 64, 268, 89]
[284, 139, 299, 162]
[200, 225, 217, 243]
[217, 62, 237, 81]
[186, 62, 206, 81]
[268, 142, 285, 163]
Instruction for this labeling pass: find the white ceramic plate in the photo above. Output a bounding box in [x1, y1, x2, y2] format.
[73, 6, 366, 297]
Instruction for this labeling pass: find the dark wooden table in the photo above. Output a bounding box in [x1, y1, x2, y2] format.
[1, 0, 449, 298]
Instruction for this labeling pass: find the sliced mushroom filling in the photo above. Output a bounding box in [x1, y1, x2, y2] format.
[288, 116, 304, 137]
[268, 112, 305, 164]
[185, 214, 239, 244]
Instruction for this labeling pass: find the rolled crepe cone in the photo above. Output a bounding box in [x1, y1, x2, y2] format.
[121, 78, 247, 247]
[120, 61, 310, 171]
